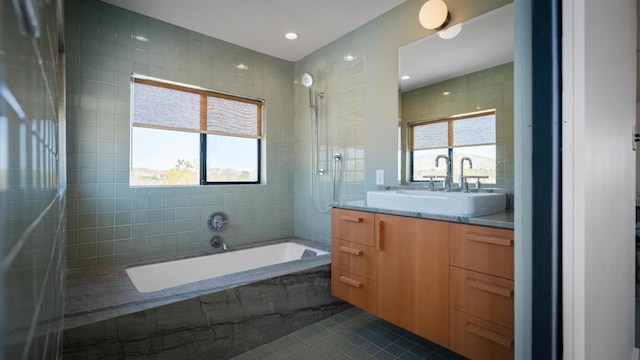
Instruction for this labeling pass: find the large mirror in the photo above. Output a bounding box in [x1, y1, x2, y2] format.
[398, 3, 514, 190]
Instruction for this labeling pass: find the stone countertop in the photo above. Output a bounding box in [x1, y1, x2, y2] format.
[63, 237, 331, 331]
[334, 201, 514, 229]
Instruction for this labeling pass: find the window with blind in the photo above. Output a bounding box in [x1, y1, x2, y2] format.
[410, 111, 496, 183]
[130, 77, 262, 186]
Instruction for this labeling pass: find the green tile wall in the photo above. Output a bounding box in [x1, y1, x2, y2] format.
[65, 0, 295, 268]
[1, 1, 66, 358]
[293, 29, 367, 244]
[401, 63, 515, 189]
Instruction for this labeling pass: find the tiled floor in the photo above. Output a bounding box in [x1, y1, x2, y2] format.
[231, 307, 467, 360]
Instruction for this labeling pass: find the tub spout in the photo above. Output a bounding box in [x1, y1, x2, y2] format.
[210, 235, 228, 251]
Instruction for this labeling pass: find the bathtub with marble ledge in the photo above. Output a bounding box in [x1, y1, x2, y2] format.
[64, 238, 332, 328]
[62, 237, 349, 359]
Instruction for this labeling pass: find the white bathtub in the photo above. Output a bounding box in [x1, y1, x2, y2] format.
[125, 242, 328, 293]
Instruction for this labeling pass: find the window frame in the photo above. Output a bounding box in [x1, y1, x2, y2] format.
[199, 135, 262, 185]
[408, 110, 496, 183]
[130, 75, 263, 186]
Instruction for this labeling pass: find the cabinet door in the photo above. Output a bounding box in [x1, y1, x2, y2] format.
[375, 214, 450, 347]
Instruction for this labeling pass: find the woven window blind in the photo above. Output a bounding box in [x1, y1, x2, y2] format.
[410, 111, 495, 151]
[132, 77, 262, 139]
[452, 114, 495, 146]
[412, 121, 448, 150]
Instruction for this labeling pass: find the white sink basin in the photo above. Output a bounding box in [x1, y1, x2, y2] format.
[366, 190, 506, 217]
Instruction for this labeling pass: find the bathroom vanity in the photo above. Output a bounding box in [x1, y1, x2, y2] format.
[331, 206, 514, 360]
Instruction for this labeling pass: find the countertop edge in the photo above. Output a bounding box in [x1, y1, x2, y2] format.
[333, 202, 514, 230]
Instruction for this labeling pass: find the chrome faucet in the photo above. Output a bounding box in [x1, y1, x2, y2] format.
[435, 154, 452, 191]
[210, 235, 228, 251]
[460, 157, 473, 191]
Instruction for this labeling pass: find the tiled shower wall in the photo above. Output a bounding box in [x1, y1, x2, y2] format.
[292, 1, 515, 245]
[293, 29, 367, 244]
[401, 62, 515, 190]
[1, 1, 66, 359]
[65, 0, 294, 268]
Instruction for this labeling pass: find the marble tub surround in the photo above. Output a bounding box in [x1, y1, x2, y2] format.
[335, 201, 514, 230]
[64, 237, 330, 330]
[63, 264, 347, 359]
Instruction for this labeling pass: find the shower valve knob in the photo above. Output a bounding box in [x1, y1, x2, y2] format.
[207, 212, 229, 232]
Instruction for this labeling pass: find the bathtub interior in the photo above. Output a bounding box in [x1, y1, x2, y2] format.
[125, 241, 329, 293]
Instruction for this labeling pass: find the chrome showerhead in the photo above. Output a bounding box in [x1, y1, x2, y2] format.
[301, 72, 314, 88]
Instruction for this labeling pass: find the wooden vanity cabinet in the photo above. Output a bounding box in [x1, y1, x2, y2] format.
[331, 209, 450, 347]
[375, 213, 450, 347]
[331, 209, 514, 360]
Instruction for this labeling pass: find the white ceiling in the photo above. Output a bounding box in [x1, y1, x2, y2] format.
[398, 3, 514, 92]
[101, 0, 407, 62]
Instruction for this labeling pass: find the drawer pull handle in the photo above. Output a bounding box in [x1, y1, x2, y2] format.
[466, 278, 513, 298]
[467, 233, 513, 247]
[377, 220, 384, 250]
[339, 215, 363, 223]
[339, 246, 363, 256]
[466, 324, 513, 348]
[339, 276, 363, 288]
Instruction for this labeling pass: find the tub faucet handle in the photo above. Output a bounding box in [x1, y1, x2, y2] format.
[210, 235, 228, 251]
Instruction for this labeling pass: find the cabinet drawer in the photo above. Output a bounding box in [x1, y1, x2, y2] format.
[450, 267, 514, 329]
[450, 224, 514, 279]
[331, 269, 376, 313]
[331, 239, 376, 280]
[331, 209, 375, 246]
[450, 310, 514, 360]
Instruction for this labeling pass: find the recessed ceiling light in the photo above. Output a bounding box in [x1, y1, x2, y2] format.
[236, 63, 248, 70]
[401, 75, 411, 80]
[285, 32, 298, 40]
[344, 54, 355, 62]
[442, 91, 451, 96]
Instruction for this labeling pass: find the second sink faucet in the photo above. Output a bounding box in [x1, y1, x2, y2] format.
[460, 157, 473, 189]
[435, 154, 452, 191]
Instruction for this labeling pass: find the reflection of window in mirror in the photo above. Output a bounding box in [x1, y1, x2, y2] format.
[410, 110, 496, 184]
